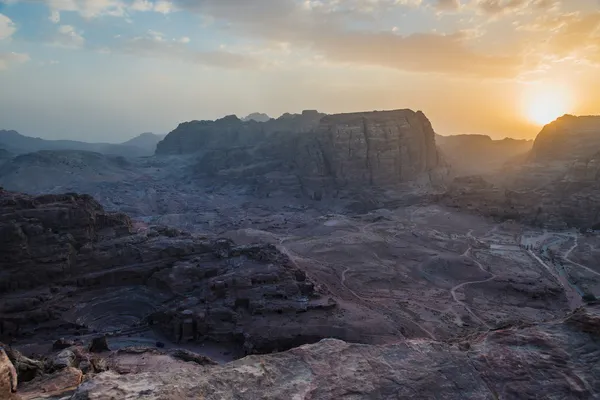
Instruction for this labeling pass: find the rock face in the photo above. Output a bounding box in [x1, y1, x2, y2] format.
[70, 305, 600, 399]
[156, 111, 324, 156]
[301, 110, 446, 188]
[0, 348, 17, 395]
[444, 115, 600, 229]
[0, 190, 133, 293]
[0, 189, 367, 355]
[531, 115, 600, 162]
[157, 109, 448, 194]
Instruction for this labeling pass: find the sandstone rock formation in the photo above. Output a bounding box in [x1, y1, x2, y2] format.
[0, 189, 374, 357]
[157, 109, 449, 196]
[68, 305, 600, 399]
[443, 115, 600, 229]
[530, 115, 600, 162]
[0, 348, 17, 396]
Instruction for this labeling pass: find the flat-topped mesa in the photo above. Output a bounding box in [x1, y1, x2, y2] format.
[156, 109, 448, 191]
[531, 115, 600, 162]
[304, 109, 446, 187]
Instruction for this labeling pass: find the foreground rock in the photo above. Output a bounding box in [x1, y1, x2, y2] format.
[0, 348, 17, 396]
[70, 305, 600, 399]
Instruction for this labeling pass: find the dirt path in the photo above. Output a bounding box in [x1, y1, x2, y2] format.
[528, 249, 583, 309]
[449, 248, 495, 329]
[563, 238, 600, 278]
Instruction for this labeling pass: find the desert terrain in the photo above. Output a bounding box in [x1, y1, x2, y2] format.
[1, 111, 599, 399]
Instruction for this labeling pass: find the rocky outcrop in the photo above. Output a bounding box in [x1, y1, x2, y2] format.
[0, 189, 133, 293]
[0, 189, 367, 356]
[157, 109, 449, 195]
[0, 348, 17, 396]
[443, 116, 600, 229]
[297, 110, 447, 188]
[531, 115, 600, 162]
[69, 305, 600, 399]
[155, 111, 325, 156]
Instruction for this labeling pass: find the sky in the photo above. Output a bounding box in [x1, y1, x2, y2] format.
[0, 0, 599, 142]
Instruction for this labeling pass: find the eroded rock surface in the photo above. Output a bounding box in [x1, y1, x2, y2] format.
[156, 109, 449, 196]
[69, 306, 600, 399]
[0, 189, 373, 358]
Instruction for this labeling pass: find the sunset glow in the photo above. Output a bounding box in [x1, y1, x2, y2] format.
[523, 85, 573, 126]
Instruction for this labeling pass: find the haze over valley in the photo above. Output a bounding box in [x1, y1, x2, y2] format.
[1, 1, 600, 399]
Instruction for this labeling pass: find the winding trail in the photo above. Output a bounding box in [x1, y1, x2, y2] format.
[528, 247, 583, 309]
[449, 248, 495, 329]
[563, 238, 600, 278]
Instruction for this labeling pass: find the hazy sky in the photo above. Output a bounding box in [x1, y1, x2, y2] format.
[0, 0, 599, 142]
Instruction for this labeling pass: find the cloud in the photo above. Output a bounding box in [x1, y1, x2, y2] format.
[164, 0, 522, 77]
[473, 0, 559, 15]
[42, 0, 127, 18]
[54, 24, 85, 48]
[0, 13, 16, 40]
[0, 52, 30, 69]
[129, 0, 173, 13]
[111, 30, 259, 69]
[49, 10, 60, 23]
[434, 0, 460, 11]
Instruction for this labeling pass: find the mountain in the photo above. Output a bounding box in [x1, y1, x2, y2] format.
[531, 115, 600, 162]
[436, 134, 533, 177]
[157, 109, 449, 197]
[121, 132, 165, 155]
[241, 112, 271, 122]
[443, 115, 600, 229]
[0, 130, 161, 158]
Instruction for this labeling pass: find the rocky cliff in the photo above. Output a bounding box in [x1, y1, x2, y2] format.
[443, 115, 600, 229]
[157, 109, 449, 194]
[531, 115, 600, 162]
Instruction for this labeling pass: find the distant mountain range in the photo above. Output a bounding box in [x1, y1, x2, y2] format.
[436, 134, 533, 176]
[242, 112, 271, 122]
[0, 130, 165, 158]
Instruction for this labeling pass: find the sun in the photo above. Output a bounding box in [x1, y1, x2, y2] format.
[522, 84, 572, 126]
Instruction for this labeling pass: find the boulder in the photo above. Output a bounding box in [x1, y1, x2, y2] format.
[0, 348, 17, 395]
[18, 367, 83, 400]
[49, 349, 76, 370]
